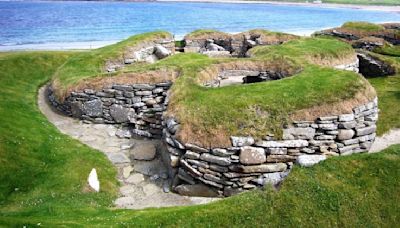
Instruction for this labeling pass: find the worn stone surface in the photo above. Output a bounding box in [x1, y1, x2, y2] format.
[297, 155, 327, 167]
[175, 184, 220, 197]
[239, 146, 266, 165]
[131, 143, 157, 161]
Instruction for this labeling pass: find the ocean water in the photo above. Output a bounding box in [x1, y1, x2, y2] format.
[0, 1, 399, 50]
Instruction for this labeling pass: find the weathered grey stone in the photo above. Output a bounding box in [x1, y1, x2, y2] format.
[135, 90, 152, 96]
[126, 173, 145, 184]
[110, 104, 134, 123]
[178, 168, 196, 184]
[342, 138, 359, 146]
[132, 84, 156, 90]
[184, 143, 209, 153]
[184, 151, 200, 160]
[338, 144, 359, 154]
[337, 129, 355, 140]
[175, 184, 219, 197]
[115, 129, 132, 138]
[283, 127, 315, 140]
[239, 146, 266, 165]
[70, 101, 84, 118]
[122, 165, 134, 179]
[200, 153, 231, 166]
[209, 164, 229, 173]
[338, 121, 357, 129]
[131, 144, 156, 161]
[83, 99, 103, 117]
[296, 155, 327, 167]
[187, 159, 209, 169]
[108, 153, 130, 164]
[112, 84, 133, 91]
[132, 102, 146, 108]
[231, 136, 255, 147]
[180, 159, 202, 176]
[267, 148, 287, 155]
[154, 44, 171, 59]
[255, 140, 308, 148]
[229, 163, 287, 173]
[266, 155, 296, 163]
[315, 135, 336, 140]
[212, 148, 234, 157]
[356, 125, 377, 136]
[318, 116, 337, 121]
[339, 113, 355, 122]
[318, 123, 337, 130]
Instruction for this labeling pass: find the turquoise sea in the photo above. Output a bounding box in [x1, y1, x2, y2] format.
[0, 1, 399, 50]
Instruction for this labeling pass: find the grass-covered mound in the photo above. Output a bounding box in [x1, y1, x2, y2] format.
[52, 31, 173, 98]
[52, 33, 375, 147]
[0, 51, 399, 226]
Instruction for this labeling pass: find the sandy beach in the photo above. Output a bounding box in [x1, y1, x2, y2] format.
[157, 0, 400, 13]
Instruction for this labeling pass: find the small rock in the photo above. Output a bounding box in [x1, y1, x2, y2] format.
[239, 146, 266, 165]
[131, 144, 157, 161]
[108, 153, 130, 164]
[126, 173, 145, 185]
[122, 166, 134, 179]
[231, 136, 255, 147]
[121, 142, 135, 150]
[296, 155, 327, 167]
[87, 168, 100, 192]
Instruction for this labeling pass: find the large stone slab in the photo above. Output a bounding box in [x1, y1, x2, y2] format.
[131, 144, 157, 161]
[296, 155, 327, 167]
[255, 140, 308, 148]
[229, 163, 287, 173]
[239, 146, 266, 165]
[83, 99, 103, 117]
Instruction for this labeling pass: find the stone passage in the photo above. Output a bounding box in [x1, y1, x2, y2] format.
[204, 69, 295, 87]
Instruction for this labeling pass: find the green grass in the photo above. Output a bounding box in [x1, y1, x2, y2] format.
[366, 54, 400, 135]
[0, 52, 118, 214]
[0, 50, 399, 227]
[255, 0, 400, 6]
[53, 31, 171, 93]
[342, 21, 385, 32]
[250, 37, 354, 63]
[374, 44, 400, 57]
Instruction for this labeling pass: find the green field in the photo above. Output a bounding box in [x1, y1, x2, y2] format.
[0, 49, 399, 226]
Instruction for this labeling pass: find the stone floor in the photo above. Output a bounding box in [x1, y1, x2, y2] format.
[38, 86, 218, 210]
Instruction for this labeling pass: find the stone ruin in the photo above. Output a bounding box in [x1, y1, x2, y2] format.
[47, 30, 381, 198]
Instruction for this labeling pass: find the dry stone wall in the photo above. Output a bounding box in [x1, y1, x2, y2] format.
[47, 82, 172, 139]
[162, 98, 378, 197]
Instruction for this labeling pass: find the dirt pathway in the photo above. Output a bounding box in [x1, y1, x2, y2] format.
[38, 85, 218, 210]
[369, 129, 400, 153]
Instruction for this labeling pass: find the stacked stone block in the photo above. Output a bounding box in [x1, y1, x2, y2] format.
[47, 82, 172, 139]
[162, 98, 378, 197]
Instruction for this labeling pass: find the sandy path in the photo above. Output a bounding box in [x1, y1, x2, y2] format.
[369, 129, 400, 153]
[38, 85, 218, 210]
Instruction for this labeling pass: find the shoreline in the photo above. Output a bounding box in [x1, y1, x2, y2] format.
[156, 0, 400, 12]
